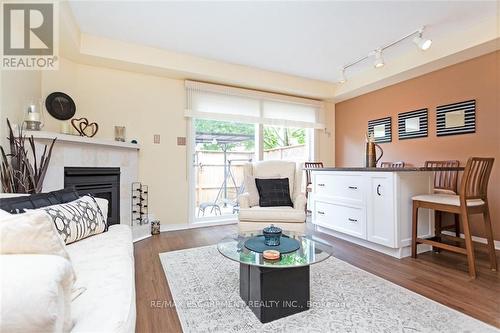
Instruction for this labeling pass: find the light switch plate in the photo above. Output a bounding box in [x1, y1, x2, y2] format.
[153, 134, 160, 144]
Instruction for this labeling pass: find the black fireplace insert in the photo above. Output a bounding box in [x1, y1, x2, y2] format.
[64, 167, 120, 226]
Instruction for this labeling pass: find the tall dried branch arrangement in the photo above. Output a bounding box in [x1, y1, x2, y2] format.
[0, 119, 56, 193]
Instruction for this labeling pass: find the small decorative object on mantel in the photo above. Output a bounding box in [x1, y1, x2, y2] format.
[436, 99, 476, 136]
[262, 249, 281, 260]
[0, 119, 56, 193]
[263, 224, 282, 246]
[151, 219, 160, 235]
[114, 126, 126, 142]
[131, 182, 149, 225]
[365, 132, 383, 168]
[368, 116, 391, 143]
[45, 92, 76, 121]
[398, 108, 428, 140]
[71, 117, 99, 137]
[24, 99, 44, 131]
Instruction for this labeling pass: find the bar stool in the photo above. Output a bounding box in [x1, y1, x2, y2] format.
[425, 160, 460, 248]
[412, 157, 497, 278]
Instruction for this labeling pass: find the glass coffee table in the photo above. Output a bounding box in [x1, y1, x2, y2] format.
[218, 230, 333, 323]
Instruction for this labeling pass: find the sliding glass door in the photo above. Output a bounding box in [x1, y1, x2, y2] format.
[190, 118, 256, 223]
[185, 80, 324, 224]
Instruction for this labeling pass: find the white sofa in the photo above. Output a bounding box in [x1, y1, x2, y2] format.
[0, 194, 136, 333]
[238, 160, 306, 233]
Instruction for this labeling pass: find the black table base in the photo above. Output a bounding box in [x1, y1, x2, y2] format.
[239, 263, 310, 323]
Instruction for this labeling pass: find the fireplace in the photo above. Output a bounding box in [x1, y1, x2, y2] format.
[64, 167, 121, 226]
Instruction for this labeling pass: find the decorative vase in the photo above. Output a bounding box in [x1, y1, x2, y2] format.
[365, 138, 383, 167]
[263, 224, 282, 246]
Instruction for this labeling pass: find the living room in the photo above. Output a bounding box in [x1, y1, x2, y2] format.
[1, 1, 499, 332]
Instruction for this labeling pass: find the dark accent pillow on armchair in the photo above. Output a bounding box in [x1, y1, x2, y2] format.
[0, 187, 80, 214]
[255, 178, 293, 207]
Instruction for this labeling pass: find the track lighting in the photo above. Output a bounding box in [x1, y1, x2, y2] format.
[373, 49, 385, 68]
[338, 26, 432, 83]
[413, 30, 432, 50]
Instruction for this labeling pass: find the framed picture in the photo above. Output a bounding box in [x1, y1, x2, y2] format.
[436, 100, 476, 136]
[398, 108, 428, 140]
[368, 117, 391, 143]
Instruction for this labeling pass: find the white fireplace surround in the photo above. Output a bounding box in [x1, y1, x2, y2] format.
[27, 131, 140, 228]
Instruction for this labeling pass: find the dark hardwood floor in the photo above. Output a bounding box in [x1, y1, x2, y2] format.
[134, 224, 500, 332]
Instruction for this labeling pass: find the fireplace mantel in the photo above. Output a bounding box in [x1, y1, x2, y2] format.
[25, 131, 140, 150]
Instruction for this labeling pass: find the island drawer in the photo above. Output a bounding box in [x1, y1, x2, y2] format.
[314, 201, 366, 239]
[314, 174, 363, 203]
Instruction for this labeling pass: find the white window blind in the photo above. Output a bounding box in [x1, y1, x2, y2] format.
[185, 80, 325, 129]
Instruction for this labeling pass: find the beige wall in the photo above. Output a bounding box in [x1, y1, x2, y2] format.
[40, 58, 188, 225]
[0, 71, 42, 148]
[335, 51, 500, 240]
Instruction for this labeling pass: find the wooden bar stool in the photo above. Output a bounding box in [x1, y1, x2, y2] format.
[304, 162, 323, 213]
[425, 160, 460, 249]
[412, 157, 497, 279]
[380, 161, 405, 168]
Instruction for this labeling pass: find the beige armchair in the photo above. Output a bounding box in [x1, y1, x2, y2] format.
[238, 160, 306, 233]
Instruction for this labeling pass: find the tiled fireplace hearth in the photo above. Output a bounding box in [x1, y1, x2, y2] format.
[29, 131, 139, 228]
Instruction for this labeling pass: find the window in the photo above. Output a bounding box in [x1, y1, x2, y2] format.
[263, 125, 312, 162]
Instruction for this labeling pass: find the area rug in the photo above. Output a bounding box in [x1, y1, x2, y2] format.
[159, 246, 498, 333]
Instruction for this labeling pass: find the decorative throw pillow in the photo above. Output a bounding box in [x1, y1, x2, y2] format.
[42, 195, 107, 245]
[255, 178, 293, 207]
[0, 187, 80, 214]
[0, 210, 74, 265]
[243, 174, 280, 207]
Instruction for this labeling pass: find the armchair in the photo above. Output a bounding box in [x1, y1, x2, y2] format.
[238, 160, 306, 233]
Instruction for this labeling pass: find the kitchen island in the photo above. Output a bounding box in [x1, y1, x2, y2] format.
[308, 167, 463, 258]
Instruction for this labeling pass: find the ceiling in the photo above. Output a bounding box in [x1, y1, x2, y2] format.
[68, 1, 496, 83]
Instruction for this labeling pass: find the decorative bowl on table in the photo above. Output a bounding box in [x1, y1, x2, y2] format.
[262, 224, 282, 246]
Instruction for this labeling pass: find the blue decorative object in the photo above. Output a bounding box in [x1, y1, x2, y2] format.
[263, 224, 282, 246]
[244, 235, 300, 254]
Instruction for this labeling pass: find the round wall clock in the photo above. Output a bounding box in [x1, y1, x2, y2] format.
[45, 92, 76, 120]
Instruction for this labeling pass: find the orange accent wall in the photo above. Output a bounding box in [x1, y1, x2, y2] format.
[335, 51, 500, 240]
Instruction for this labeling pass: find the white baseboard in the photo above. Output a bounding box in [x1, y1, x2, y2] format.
[160, 219, 237, 232]
[441, 230, 500, 250]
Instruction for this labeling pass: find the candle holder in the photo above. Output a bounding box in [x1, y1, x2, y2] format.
[24, 99, 44, 131]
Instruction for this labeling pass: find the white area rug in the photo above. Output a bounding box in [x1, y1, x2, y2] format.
[159, 246, 498, 333]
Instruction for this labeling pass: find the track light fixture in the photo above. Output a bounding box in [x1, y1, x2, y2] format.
[413, 29, 432, 50]
[338, 26, 432, 83]
[373, 49, 385, 68]
[338, 68, 347, 84]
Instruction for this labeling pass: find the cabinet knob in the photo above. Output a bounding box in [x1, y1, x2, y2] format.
[317, 211, 325, 215]
[348, 218, 358, 223]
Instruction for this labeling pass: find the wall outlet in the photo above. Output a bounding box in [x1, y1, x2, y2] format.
[177, 137, 186, 146]
[153, 134, 160, 144]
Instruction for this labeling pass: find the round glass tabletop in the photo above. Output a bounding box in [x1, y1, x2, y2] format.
[217, 230, 333, 268]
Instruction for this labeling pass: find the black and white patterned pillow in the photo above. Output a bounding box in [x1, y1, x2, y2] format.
[42, 195, 106, 244]
[255, 178, 293, 207]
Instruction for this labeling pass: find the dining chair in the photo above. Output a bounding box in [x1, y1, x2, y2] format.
[304, 161, 324, 212]
[425, 160, 460, 244]
[380, 161, 405, 168]
[412, 157, 496, 278]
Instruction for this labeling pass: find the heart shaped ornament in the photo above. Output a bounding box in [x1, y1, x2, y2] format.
[70, 117, 99, 138]
[71, 117, 87, 136]
[80, 121, 99, 138]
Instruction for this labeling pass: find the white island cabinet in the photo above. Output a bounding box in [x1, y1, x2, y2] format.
[310, 168, 436, 258]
